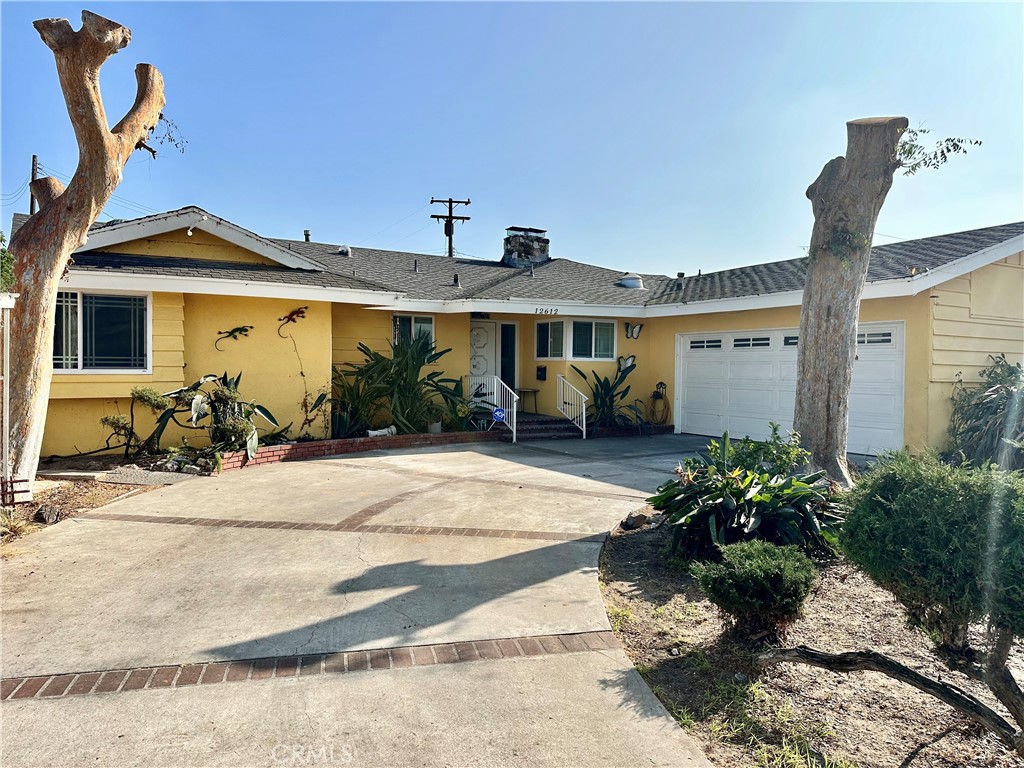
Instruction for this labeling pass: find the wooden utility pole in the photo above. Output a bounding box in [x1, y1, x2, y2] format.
[430, 197, 470, 258]
[29, 155, 38, 214]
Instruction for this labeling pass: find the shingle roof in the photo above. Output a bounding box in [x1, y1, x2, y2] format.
[10, 210, 1022, 307]
[70, 252, 390, 293]
[645, 221, 1024, 306]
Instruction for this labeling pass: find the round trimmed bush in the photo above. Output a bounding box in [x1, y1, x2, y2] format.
[691, 540, 816, 633]
[842, 450, 1024, 649]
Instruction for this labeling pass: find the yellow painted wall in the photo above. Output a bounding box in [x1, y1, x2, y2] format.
[927, 252, 1024, 447]
[181, 296, 333, 441]
[102, 228, 280, 265]
[41, 295, 332, 456]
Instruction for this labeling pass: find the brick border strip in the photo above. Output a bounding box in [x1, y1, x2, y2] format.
[219, 431, 503, 472]
[1, 630, 619, 702]
[74, 511, 606, 543]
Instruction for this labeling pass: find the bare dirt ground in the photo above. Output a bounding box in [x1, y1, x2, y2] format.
[600, 520, 1022, 768]
[2, 480, 153, 546]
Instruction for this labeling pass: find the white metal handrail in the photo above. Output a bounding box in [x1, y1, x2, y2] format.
[467, 374, 519, 443]
[557, 374, 588, 439]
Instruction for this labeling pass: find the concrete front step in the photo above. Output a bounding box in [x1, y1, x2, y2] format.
[501, 422, 583, 442]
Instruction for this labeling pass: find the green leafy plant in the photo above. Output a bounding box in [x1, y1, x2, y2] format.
[692, 540, 816, 635]
[706, 424, 811, 476]
[341, 334, 469, 435]
[330, 368, 378, 439]
[843, 450, 1024, 651]
[570, 357, 644, 428]
[0, 231, 13, 291]
[949, 353, 1024, 470]
[650, 434, 843, 559]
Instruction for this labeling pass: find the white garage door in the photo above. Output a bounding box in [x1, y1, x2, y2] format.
[674, 322, 904, 455]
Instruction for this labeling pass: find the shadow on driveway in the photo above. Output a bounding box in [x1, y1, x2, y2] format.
[206, 538, 602, 659]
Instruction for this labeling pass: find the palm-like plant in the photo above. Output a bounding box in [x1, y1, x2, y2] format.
[570, 357, 644, 428]
[343, 333, 468, 435]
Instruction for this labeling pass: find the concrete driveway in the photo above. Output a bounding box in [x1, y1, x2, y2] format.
[1, 436, 711, 767]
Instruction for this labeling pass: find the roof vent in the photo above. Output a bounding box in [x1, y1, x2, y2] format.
[618, 272, 645, 289]
[337, 245, 351, 257]
[304, 229, 311, 242]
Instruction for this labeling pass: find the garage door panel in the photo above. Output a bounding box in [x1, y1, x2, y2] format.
[727, 387, 775, 411]
[685, 361, 728, 382]
[853, 359, 901, 384]
[727, 360, 775, 381]
[683, 386, 726, 409]
[677, 323, 904, 454]
[848, 391, 899, 419]
[684, 412, 726, 436]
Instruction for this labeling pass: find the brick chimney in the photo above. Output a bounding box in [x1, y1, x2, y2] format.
[502, 227, 550, 268]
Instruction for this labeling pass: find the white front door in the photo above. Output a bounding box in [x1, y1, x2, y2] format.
[469, 321, 498, 405]
[674, 322, 905, 455]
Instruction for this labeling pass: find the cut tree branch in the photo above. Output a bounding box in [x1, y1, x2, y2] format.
[29, 177, 65, 208]
[758, 645, 1024, 756]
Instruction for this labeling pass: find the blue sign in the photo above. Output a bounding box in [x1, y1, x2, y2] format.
[492, 407, 506, 423]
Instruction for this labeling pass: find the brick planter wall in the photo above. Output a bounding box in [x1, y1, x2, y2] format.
[219, 431, 504, 472]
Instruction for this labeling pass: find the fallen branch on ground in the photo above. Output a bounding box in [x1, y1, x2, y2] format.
[757, 645, 1024, 757]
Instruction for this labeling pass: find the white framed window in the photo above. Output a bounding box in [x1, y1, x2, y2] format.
[393, 314, 434, 344]
[536, 320, 564, 359]
[857, 330, 893, 345]
[53, 290, 150, 373]
[733, 336, 771, 349]
[689, 338, 722, 350]
[570, 319, 615, 360]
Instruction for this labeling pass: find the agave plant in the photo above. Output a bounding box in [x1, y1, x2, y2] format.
[570, 357, 644, 428]
[650, 433, 843, 559]
[132, 372, 280, 459]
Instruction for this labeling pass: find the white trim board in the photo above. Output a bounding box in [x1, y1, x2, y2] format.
[76, 207, 325, 272]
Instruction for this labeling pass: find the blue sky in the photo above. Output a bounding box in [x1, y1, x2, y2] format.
[2, 1, 1022, 274]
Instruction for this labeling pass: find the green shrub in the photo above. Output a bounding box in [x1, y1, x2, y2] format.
[707, 424, 811, 476]
[949, 354, 1024, 470]
[842, 450, 1024, 649]
[650, 436, 843, 559]
[691, 541, 816, 634]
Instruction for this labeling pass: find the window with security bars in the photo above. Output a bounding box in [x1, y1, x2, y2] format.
[689, 339, 722, 350]
[857, 331, 893, 345]
[53, 292, 148, 371]
[733, 336, 771, 348]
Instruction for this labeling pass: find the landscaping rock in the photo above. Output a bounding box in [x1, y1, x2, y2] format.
[34, 504, 63, 525]
[621, 510, 651, 530]
[180, 465, 203, 475]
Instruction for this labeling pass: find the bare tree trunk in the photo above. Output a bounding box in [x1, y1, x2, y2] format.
[758, 645, 1024, 757]
[793, 117, 908, 485]
[6, 11, 165, 497]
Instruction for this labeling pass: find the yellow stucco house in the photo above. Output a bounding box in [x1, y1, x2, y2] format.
[10, 208, 1023, 457]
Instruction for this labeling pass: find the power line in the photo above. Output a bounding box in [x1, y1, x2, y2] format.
[379, 222, 434, 249]
[1, 177, 31, 201]
[358, 203, 430, 244]
[37, 163, 161, 217]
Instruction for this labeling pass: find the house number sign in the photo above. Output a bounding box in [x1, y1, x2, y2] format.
[534, 307, 559, 315]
